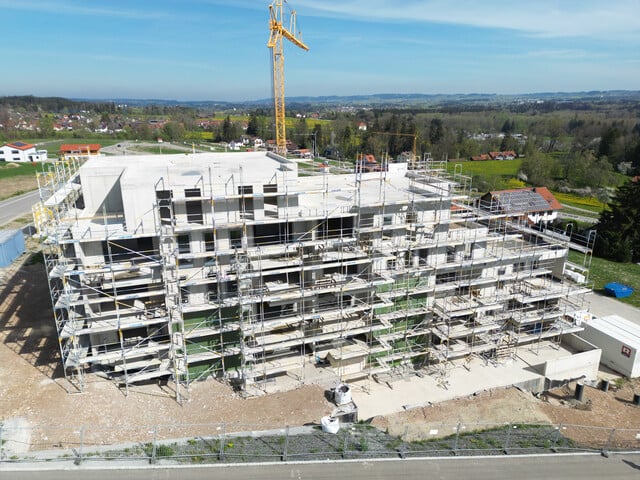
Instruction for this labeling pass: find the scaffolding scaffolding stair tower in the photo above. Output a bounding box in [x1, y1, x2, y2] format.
[160, 225, 189, 403]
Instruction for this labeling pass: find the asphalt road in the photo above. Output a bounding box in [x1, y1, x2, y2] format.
[2, 454, 640, 480]
[0, 190, 40, 227]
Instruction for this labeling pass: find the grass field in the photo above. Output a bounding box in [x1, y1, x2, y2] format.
[448, 159, 522, 178]
[127, 145, 186, 155]
[570, 251, 640, 308]
[0, 161, 42, 179]
[553, 192, 606, 213]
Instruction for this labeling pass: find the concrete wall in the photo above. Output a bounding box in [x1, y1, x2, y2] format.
[543, 349, 601, 381]
[80, 165, 125, 216]
[120, 172, 158, 234]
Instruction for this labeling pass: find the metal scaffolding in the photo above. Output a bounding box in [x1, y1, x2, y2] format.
[33, 151, 595, 399]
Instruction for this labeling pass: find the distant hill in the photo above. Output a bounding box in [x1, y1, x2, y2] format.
[2, 90, 639, 111]
[92, 90, 640, 109]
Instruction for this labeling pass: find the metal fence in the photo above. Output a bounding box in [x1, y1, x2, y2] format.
[0, 421, 639, 465]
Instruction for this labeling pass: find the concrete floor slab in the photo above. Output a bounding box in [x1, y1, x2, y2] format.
[350, 350, 551, 419]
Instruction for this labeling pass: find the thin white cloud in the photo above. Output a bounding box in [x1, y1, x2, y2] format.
[0, 0, 174, 21]
[294, 0, 640, 40]
[525, 49, 589, 60]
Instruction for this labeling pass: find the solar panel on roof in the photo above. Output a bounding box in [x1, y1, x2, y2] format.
[12, 141, 27, 147]
[497, 190, 551, 213]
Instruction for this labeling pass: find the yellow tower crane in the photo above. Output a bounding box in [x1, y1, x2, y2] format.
[268, 0, 309, 156]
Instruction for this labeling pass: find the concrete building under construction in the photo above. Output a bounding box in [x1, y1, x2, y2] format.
[32, 151, 596, 399]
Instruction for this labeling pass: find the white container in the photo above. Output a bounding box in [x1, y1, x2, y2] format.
[578, 315, 640, 378]
[321, 416, 340, 434]
[334, 383, 352, 405]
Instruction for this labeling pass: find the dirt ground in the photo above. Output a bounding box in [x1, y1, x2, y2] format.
[373, 380, 640, 442]
[0, 252, 333, 447]
[1, 247, 640, 450]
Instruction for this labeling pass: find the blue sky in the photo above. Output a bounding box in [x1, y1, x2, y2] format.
[1, 0, 639, 101]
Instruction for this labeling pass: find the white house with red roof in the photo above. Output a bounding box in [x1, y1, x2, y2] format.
[59, 144, 101, 160]
[480, 187, 562, 225]
[0, 141, 48, 163]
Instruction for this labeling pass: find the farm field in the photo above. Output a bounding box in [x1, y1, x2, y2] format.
[449, 159, 522, 178]
[0, 162, 42, 200]
[553, 192, 606, 213]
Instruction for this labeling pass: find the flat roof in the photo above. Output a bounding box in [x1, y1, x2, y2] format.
[80, 152, 453, 210]
[0, 229, 21, 244]
[83, 151, 292, 178]
[586, 315, 640, 348]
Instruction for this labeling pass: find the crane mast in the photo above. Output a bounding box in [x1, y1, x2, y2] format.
[268, 1, 309, 156]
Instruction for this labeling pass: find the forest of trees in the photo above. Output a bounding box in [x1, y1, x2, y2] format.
[595, 180, 640, 263]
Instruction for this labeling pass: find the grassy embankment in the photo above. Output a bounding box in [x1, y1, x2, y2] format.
[553, 192, 605, 215]
[570, 251, 640, 308]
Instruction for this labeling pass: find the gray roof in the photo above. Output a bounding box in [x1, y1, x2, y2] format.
[489, 189, 553, 214]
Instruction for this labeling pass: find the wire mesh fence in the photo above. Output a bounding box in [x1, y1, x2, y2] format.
[0, 420, 639, 465]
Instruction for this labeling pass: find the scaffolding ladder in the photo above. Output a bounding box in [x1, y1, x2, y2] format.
[159, 224, 188, 403]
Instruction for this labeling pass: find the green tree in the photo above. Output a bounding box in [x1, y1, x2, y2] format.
[38, 115, 55, 138]
[429, 118, 444, 145]
[499, 134, 518, 153]
[598, 126, 621, 160]
[519, 151, 561, 186]
[246, 113, 259, 136]
[293, 116, 309, 147]
[501, 119, 515, 135]
[161, 122, 185, 141]
[594, 181, 640, 262]
[546, 117, 564, 152]
[339, 124, 353, 156]
[221, 115, 238, 142]
[132, 122, 154, 141]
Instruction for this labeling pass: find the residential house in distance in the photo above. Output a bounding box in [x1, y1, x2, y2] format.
[0, 141, 48, 162]
[470, 154, 491, 161]
[470, 151, 517, 161]
[489, 151, 517, 160]
[479, 187, 562, 225]
[59, 144, 102, 160]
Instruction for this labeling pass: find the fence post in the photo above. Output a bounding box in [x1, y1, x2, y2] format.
[360, 425, 368, 454]
[503, 423, 512, 454]
[75, 425, 84, 465]
[552, 424, 562, 452]
[283, 426, 289, 462]
[453, 423, 461, 455]
[602, 428, 616, 458]
[219, 423, 225, 461]
[150, 425, 158, 464]
[0, 422, 3, 462]
[342, 428, 349, 458]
